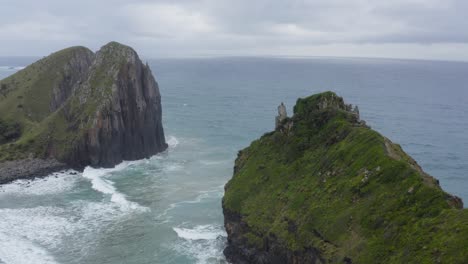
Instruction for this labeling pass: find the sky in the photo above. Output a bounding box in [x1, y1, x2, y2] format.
[1, 0, 468, 61]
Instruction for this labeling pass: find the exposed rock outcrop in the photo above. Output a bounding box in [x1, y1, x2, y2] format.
[60, 42, 167, 168]
[275, 102, 288, 130]
[223, 92, 467, 263]
[49, 47, 95, 112]
[0, 42, 167, 183]
[0, 158, 67, 184]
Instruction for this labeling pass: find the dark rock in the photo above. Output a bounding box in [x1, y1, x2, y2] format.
[61, 42, 168, 169]
[223, 207, 326, 264]
[0, 42, 167, 183]
[0, 158, 67, 184]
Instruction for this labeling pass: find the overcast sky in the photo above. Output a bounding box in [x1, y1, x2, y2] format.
[1, 0, 468, 61]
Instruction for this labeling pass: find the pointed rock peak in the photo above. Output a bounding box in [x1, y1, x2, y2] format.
[96, 41, 140, 63]
[100, 41, 133, 51]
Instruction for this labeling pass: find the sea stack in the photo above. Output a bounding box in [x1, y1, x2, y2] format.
[0, 42, 167, 183]
[222, 92, 467, 263]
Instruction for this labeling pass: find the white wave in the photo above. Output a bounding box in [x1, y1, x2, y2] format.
[0, 66, 24, 71]
[173, 225, 226, 240]
[173, 224, 227, 264]
[0, 201, 132, 264]
[0, 207, 71, 249]
[155, 189, 223, 225]
[199, 159, 230, 166]
[82, 163, 148, 212]
[163, 162, 183, 172]
[0, 232, 58, 264]
[167, 136, 179, 149]
[0, 171, 79, 196]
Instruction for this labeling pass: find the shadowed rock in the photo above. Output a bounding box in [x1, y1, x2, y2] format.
[0, 41, 167, 183]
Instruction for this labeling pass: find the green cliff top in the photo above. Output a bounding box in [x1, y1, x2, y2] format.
[0, 41, 141, 163]
[223, 91, 467, 263]
[0, 46, 93, 121]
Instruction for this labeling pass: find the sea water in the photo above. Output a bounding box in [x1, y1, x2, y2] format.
[0, 56, 467, 264]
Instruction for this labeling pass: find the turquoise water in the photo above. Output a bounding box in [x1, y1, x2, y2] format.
[0, 57, 467, 264]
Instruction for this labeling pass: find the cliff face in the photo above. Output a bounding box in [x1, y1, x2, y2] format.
[60, 42, 167, 168]
[223, 92, 467, 263]
[0, 42, 167, 181]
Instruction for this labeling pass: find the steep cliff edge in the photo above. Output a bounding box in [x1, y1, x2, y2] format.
[223, 92, 467, 263]
[0, 42, 167, 183]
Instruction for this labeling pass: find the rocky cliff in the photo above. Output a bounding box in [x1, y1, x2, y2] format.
[223, 92, 467, 263]
[0, 42, 167, 183]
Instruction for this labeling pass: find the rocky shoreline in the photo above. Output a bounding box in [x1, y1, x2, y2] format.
[0, 158, 68, 184]
[223, 207, 325, 264]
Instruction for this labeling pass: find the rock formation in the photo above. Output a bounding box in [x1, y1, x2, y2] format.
[223, 91, 467, 263]
[0, 42, 167, 182]
[275, 102, 288, 129]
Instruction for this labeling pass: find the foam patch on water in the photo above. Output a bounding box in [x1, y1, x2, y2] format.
[0, 200, 134, 264]
[0, 206, 78, 264]
[0, 207, 72, 249]
[163, 163, 184, 172]
[154, 188, 223, 227]
[0, 171, 79, 196]
[173, 224, 227, 264]
[0, 232, 58, 264]
[82, 163, 148, 212]
[173, 225, 226, 240]
[167, 136, 179, 149]
[199, 159, 230, 166]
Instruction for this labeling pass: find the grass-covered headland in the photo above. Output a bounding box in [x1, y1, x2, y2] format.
[223, 92, 467, 263]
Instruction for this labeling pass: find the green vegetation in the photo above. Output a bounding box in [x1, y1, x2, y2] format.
[0, 118, 21, 144]
[0, 42, 145, 163]
[223, 92, 467, 263]
[0, 46, 92, 161]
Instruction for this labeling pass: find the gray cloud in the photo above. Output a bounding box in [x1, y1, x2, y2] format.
[0, 0, 467, 60]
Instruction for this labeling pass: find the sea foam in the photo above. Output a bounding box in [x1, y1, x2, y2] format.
[172, 224, 227, 264]
[82, 162, 148, 212]
[0, 171, 79, 196]
[0, 232, 58, 264]
[167, 136, 179, 149]
[173, 225, 226, 240]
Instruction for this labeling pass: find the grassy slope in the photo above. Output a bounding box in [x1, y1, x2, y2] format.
[223, 92, 468, 263]
[0, 42, 138, 163]
[0, 46, 92, 161]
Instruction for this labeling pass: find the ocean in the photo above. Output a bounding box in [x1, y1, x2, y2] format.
[0, 56, 467, 264]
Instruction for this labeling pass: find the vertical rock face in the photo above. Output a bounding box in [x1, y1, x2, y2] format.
[0, 42, 167, 180]
[49, 48, 95, 112]
[63, 42, 168, 168]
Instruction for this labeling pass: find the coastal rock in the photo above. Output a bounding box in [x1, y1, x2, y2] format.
[275, 102, 288, 130]
[49, 47, 95, 112]
[0, 42, 167, 182]
[61, 42, 167, 168]
[0, 158, 67, 184]
[223, 91, 468, 263]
